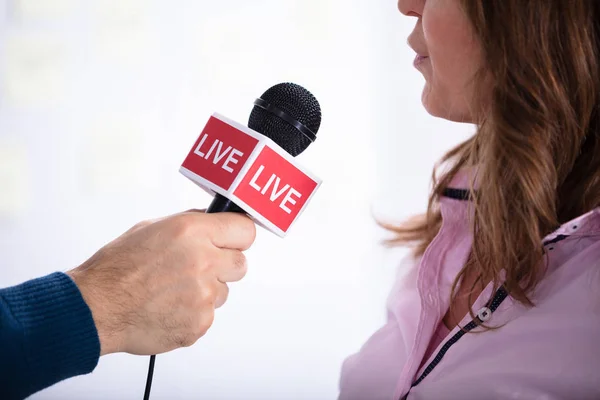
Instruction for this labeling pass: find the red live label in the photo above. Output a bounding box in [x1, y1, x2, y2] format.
[234, 146, 318, 232]
[182, 116, 259, 191]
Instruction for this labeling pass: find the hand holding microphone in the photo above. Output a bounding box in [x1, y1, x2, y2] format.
[67, 210, 256, 356]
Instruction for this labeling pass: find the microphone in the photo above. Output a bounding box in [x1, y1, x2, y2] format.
[205, 82, 322, 214]
[179, 82, 323, 237]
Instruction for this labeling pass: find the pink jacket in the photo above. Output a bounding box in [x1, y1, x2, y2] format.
[338, 171, 600, 399]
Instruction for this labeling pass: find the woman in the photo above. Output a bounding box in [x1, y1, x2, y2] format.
[338, 1, 600, 399]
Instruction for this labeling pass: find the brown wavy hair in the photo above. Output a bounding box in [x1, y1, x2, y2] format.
[384, 0, 600, 313]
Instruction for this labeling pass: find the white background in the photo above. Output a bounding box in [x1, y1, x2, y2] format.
[0, 0, 473, 399]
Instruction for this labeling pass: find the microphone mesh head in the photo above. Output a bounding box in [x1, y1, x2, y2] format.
[248, 82, 322, 157]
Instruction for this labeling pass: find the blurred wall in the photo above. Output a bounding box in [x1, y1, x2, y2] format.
[0, 0, 473, 399]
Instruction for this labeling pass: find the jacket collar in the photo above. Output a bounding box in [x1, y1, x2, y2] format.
[440, 167, 600, 241]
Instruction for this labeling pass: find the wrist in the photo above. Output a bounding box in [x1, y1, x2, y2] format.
[67, 268, 124, 356]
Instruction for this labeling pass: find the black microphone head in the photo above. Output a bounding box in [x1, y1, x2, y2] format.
[248, 82, 321, 157]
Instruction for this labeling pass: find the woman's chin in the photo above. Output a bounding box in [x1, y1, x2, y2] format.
[421, 88, 475, 123]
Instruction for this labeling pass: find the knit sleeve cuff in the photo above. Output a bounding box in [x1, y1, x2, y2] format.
[1, 272, 100, 391]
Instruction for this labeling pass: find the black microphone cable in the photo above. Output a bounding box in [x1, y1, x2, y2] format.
[143, 355, 156, 400]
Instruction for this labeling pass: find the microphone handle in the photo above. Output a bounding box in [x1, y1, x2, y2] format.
[206, 193, 246, 214]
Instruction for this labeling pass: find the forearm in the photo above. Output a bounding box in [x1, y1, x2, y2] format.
[0, 273, 100, 399]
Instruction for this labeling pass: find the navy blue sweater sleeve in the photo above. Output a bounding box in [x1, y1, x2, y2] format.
[0, 272, 101, 399]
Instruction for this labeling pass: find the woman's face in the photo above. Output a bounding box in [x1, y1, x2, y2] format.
[398, 0, 487, 123]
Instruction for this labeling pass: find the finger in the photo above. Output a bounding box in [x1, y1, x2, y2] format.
[183, 208, 207, 214]
[214, 249, 248, 283]
[214, 283, 229, 309]
[127, 210, 188, 234]
[158, 209, 207, 221]
[203, 212, 257, 250]
[125, 219, 155, 234]
[197, 279, 219, 307]
[142, 209, 206, 232]
[191, 306, 215, 344]
[166, 209, 207, 220]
